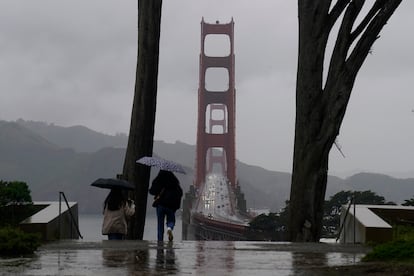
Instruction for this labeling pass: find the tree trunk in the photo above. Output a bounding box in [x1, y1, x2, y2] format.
[289, 0, 401, 242]
[123, 0, 163, 240]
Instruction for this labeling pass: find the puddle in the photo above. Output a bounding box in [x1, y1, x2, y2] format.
[0, 240, 367, 275]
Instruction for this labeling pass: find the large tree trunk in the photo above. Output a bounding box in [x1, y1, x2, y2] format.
[289, 0, 401, 242]
[123, 0, 163, 240]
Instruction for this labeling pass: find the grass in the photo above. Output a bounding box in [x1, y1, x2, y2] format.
[363, 225, 414, 263]
[363, 239, 414, 262]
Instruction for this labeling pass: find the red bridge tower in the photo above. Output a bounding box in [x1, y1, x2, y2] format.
[195, 18, 236, 189]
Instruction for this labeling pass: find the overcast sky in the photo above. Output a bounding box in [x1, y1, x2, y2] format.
[0, 1, 413, 177]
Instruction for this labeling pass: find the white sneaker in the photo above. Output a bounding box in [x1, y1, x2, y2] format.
[167, 227, 173, 241]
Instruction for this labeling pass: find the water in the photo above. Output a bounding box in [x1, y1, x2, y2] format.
[79, 213, 182, 241]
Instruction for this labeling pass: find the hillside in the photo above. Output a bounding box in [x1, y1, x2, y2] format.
[344, 173, 414, 204]
[16, 119, 128, 152]
[1, 119, 413, 213]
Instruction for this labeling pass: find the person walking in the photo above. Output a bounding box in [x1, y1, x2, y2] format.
[102, 188, 135, 240]
[149, 170, 183, 241]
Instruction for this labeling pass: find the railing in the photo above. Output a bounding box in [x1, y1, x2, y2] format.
[58, 191, 83, 239]
[336, 196, 354, 243]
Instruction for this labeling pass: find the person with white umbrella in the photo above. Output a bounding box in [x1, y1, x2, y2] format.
[149, 170, 183, 242]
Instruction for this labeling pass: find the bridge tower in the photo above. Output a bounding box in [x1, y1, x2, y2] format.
[195, 18, 236, 190]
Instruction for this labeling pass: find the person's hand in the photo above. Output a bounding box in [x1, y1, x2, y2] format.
[128, 200, 135, 210]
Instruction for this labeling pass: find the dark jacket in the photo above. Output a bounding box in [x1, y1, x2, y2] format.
[149, 170, 183, 211]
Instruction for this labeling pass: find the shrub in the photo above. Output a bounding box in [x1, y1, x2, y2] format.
[0, 181, 32, 206]
[0, 180, 38, 227]
[363, 239, 414, 262]
[393, 225, 414, 241]
[249, 213, 284, 231]
[0, 227, 41, 257]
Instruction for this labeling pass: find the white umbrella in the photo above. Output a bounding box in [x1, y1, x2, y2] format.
[136, 156, 186, 174]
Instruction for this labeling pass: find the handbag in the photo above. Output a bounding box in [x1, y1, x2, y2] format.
[152, 188, 165, 207]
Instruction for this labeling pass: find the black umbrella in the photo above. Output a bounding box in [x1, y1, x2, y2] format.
[91, 178, 135, 190]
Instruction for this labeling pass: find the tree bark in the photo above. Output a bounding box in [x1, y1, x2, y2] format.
[289, 0, 401, 242]
[123, 0, 163, 240]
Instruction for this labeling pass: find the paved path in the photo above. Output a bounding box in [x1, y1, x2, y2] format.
[0, 240, 371, 275]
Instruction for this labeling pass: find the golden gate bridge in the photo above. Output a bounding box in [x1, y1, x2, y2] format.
[182, 18, 252, 240]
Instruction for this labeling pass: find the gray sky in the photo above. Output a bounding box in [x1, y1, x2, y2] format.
[0, 0, 413, 177]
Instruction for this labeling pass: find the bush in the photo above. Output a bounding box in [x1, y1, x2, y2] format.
[249, 213, 284, 231]
[0, 181, 32, 206]
[363, 239, 414, 262]
[0, 180, 38, 228]
[0, 227, 41, 257]
[393, 225, 414, 241]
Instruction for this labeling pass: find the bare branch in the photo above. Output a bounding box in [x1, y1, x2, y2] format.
[350, 0, 384, 41]
[299, 0, 332, 15]
[334, 138, 346, 158]
[346, 0, 402, 76]
[299, 0, 334, 38]
[324, 0, 363, 92]
[328, 0, 351, 28]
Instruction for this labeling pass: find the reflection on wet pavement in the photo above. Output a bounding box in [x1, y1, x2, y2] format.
[0, 240, 368, 275]
[155, 242, 178, 274]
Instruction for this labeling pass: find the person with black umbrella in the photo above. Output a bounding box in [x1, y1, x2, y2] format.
[149, 170, 183, 242]
[102, 188, 135, 240]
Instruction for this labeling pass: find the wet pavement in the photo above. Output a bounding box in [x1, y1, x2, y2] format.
[0, 240, 371, 275]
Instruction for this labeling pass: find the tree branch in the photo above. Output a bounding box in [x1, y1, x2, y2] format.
[322, 0, 401, 141]
[328, 0, 350, 29]
[350, 0, 384, 42]
[346, 0, 402, 76]
[327, 0, 363, 76]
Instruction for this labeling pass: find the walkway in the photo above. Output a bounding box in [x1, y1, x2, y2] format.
[1, 240, 371, 275]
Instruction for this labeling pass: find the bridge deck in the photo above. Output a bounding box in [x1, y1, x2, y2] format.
[187, 174, 250, 240]
[194, 174, 248, 225]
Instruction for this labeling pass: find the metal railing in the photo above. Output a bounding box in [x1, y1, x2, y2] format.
[58, 191, 83, 239]
[336, 196, 355, 243]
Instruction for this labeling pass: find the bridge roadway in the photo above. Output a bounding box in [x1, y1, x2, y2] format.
[190, 174, 250, 240]
[196, 174, 246, 222]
